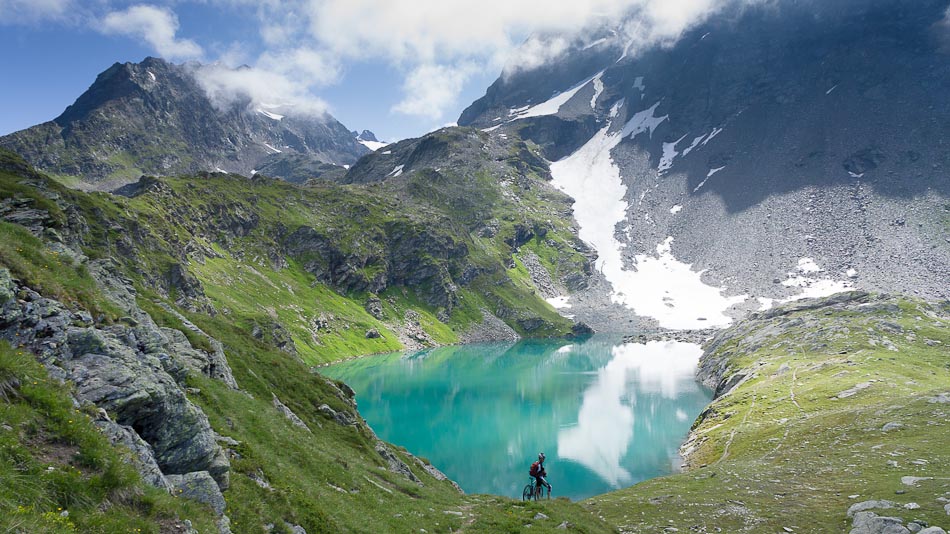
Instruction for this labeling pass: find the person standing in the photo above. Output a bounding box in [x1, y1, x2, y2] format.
[529, 452, 551, 495]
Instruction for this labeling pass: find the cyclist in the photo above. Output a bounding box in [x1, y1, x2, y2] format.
[529, 452, 551, 496]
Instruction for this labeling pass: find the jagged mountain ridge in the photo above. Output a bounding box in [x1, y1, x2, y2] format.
[461, 0, 950, 330]
[0, 57, 367, 189]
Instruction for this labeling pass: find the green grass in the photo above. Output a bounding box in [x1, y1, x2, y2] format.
[588, 298, 950, 533]
[0, 144, 613, 531]
[174, 306, 615, 533]
[0, 222, 120, 321]
[191, 252, 404, 364]
[0, 341, 218, 533]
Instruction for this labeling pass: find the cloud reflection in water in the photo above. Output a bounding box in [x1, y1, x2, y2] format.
[557, 341, 703, 487]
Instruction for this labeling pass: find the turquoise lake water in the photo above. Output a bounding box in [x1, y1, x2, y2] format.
[320, 335, 712, 501]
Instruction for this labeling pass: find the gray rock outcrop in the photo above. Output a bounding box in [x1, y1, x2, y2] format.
[272, 393, 311, 433]
[850, 511, 910, 534]
[0, 268, 232, 503]
[167, 471, 227, 515]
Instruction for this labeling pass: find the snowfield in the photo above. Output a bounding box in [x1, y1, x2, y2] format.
[359, 139, 388, 151]
[509, 71, 604, 121]
[549, 104, 746, 330]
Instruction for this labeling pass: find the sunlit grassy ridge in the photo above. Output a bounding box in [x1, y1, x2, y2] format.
[587, 296, 950, 533]
[2, 135, 583, 363]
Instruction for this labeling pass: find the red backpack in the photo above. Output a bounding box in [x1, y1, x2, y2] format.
[529, 461, 541, 477]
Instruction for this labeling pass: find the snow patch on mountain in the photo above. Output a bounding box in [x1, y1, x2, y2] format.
[388, 165, 404, 177]
[797, 257, 822, 274]
[510, 71, 603, 120]
[263, 143, 282, 153]
[620, 101, 667, 140]
[359, 139, 388, 151]
[659, 134, 688, 173]
[583, 37, 609, 50]
[682, 134, 706, 157]
[609, 99, 624, 118]
[591, 74, 605, 109]
[757, 258, 855, 311]
[547, 296, 572, 309]
[779, 257, 853, 301]
[701, 127, 723, 146]
[549, 110, 747, 330]
[257, 109, 284, 121]
[693, 166, 725, 192]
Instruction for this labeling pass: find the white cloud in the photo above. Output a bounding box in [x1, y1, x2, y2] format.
[101, 4, 203, 61]
[192, 63, 330, 117]
[257, 47, 341, 88]
[293, 0, 738, 120]
[503, 35, 572, 75]
[25, 0, 756, 126]
[79, 0, 740, 123]
[392, 63, 477, 119]
[0, 0, 74, 24]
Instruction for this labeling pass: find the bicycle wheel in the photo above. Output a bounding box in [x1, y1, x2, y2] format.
[522, 483, 534, 501]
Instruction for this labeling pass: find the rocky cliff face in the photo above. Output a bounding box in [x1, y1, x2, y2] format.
[0, 57, 367, 189]
[460, 0, 950, 331]
[0, 197, 238, 527]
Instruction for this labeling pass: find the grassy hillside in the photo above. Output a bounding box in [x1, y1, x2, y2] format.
[0, 142, 585, 365]
[587, 294, 950, 533]
[0, 341, 220, 533]
[5, 144, 948, 533]
[0, 147, 618, 532]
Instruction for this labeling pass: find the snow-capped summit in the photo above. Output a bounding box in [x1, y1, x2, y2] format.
[355, 129, 388, 151]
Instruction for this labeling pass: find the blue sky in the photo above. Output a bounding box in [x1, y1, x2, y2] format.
[0, 3, 500, 142]
[0, 0, 736, 142]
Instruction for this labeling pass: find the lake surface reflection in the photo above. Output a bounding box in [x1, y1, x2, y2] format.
[320, 335, 712, 500]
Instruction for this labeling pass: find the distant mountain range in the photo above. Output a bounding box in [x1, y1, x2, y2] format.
[0, 57, 367, 189]
[1, 0, 948, 332]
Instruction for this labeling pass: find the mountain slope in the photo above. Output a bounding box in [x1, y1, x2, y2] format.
[589, 292, 950, 532]
[0, 57, 367, 190]
[461, 0, 950, 332]
[0, 149, 613, 533]
[0, 138, 587, 366]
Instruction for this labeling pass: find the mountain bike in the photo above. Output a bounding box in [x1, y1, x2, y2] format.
[522, 478, 551, 501]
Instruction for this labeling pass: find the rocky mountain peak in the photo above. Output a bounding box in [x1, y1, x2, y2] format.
[0, 57, 367, 189]
[356, 129, 379, 142]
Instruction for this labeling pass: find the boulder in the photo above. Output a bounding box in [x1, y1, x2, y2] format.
[272, 394, 311, 433]
[167, 471, 226, 516]
[849, 511, 910, 534]
[374, 442, 420, 484]
[364, 295, 384, 319]
[318, 404, 355, 426]
[849, 501, 898, 518]
[64, 327, 227, 486]
[93, 409, 171, 491]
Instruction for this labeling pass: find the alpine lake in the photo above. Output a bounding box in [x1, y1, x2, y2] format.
[319, 335, 713, 501]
